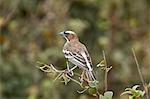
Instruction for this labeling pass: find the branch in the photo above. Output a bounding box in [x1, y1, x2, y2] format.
[132, 48, 149, 99]
[103, 50, 108, 91]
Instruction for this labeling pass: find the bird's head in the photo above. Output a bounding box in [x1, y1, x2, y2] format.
[59, 30, 79, 42]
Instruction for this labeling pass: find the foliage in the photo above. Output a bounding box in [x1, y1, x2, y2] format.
[121, 85, 145, 99]
[36, 61, 99, 95]
[36, 51, 114, 98]
[99, 91, 113, 99]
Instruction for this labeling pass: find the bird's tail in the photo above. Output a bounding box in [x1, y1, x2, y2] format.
[86, 70, 96, 81]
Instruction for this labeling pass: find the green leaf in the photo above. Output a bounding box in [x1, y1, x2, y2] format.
[89, 80, 98, 88]
[88, 80, 98, 94]
[129, 96, 134, 99]
[137, 90, 145, 97]
[120, 91, 133, 96]
[122, 85, 145, 98]
[125, 88, 137, 95]
[88, 87, 97, 95]
[140, 90, 145, 96]
[99, 94, 105, 99]
[132, 85, 140, 90]
[125, 88, 132, 91]
[104, 91, 113, 99]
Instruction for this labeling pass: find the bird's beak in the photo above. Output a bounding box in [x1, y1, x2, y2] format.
[58, 32, 64, 36]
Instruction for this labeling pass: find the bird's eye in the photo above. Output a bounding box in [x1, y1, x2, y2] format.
[64, 32, 69, 35]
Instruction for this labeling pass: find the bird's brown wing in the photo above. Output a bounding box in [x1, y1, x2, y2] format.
[63, 42, 93, 70]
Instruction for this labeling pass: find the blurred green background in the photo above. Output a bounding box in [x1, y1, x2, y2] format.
[0, 0, 149, 99]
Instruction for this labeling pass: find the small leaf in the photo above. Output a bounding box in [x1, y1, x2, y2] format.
[122, 85, 145, 98]
[141, 91, 145, 96]
[89, 80, 98, 88]
[120, 91, 132, 96]
[129, 96, 134, 99]
[104, 91, 113, 99]
[138, 90, 145, 97]
[125, 88, 133, 91]
[132, 85, 140, 90]
[88, 87, 97, 95]
[99, 94, 104, 99]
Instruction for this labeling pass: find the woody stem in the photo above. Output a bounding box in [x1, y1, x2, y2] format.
[103, 50, 108, 91]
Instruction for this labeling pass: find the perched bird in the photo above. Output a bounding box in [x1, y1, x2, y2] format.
[59, 30, 96, 81]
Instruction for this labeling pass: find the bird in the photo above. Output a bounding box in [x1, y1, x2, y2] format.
[59, 30, 96, 81]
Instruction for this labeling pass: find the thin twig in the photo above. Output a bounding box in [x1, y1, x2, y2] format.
[50, 64, 63, 73]
[66, 61, 70, 70]
[103, 50, 108, 91]
[71, 65, 78, 71]
[66, 75, 83, 87]
[77, 88, 88, 93]
[132, 48, 149, 99]
[53, 73, 63, 82]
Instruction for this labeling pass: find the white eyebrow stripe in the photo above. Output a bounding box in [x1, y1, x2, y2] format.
[65, 31, 75, 34]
